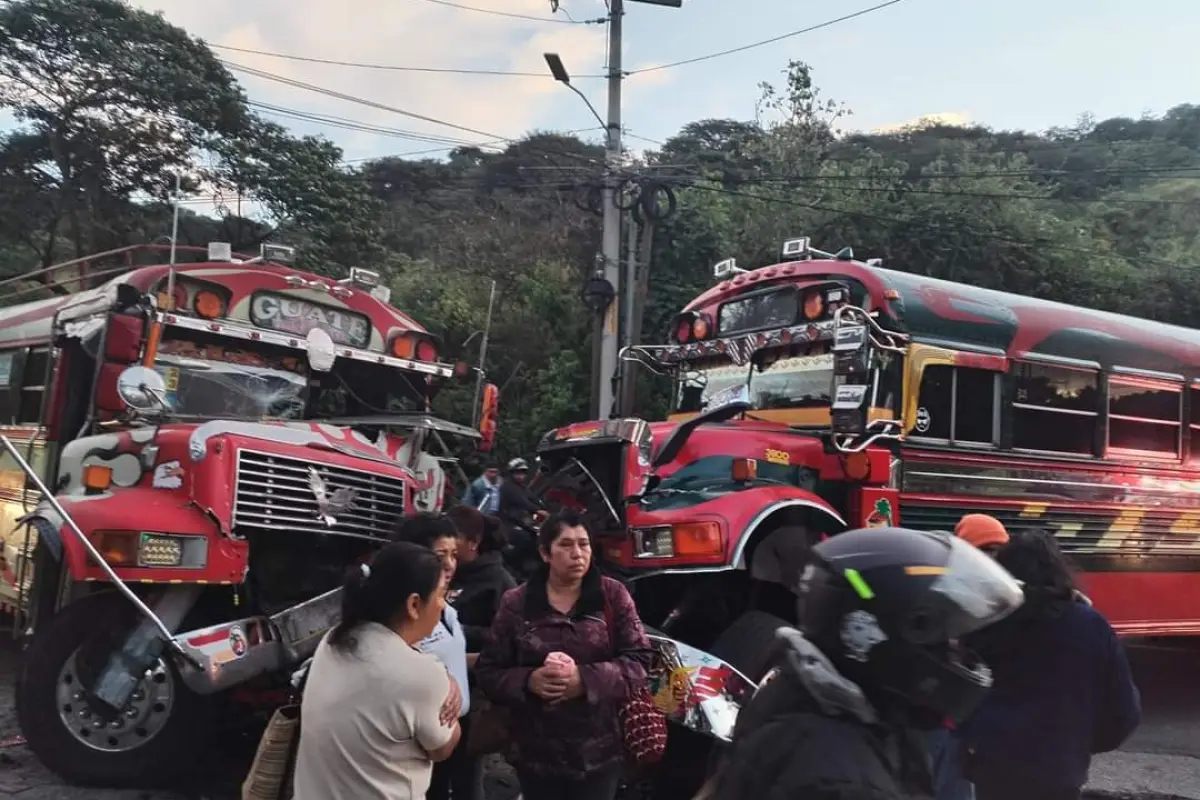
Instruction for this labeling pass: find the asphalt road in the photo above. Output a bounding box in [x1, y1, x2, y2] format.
[2, 637, 1199, 799]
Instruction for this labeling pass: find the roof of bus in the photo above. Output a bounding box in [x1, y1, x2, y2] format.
[0, 261, 429, 354]
[686, 258, 1200, 378]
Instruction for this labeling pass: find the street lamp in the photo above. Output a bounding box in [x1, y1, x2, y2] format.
[581, 270, 616, 313]
[543, 53, 605, 129]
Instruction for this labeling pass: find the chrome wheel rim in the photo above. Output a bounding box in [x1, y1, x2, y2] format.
[55, 650, 175, 752]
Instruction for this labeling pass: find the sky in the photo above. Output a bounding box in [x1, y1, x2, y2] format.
[94, 0, 1197, 166]
[3, 0, 1198, 166]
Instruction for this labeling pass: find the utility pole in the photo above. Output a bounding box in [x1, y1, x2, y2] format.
[596, 0, 624, 421]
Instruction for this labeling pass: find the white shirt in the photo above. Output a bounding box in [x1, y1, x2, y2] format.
[418, 604, 471, 717]
[293, 623, 454, 800]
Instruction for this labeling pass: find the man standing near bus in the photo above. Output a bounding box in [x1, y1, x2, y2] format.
[462, 462, 502, 514]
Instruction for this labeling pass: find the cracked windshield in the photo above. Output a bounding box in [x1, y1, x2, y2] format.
[676, 351, 834, 414]
[152, 338, 308, 420]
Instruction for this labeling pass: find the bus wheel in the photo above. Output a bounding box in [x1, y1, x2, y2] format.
[15, 592, 210, 787]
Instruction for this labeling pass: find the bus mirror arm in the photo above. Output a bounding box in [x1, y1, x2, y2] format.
[831, 419, 903, 454]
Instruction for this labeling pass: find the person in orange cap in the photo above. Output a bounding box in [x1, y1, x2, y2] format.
[955, 514, 1009, 558]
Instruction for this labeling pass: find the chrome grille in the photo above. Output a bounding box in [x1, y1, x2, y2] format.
[233, 450, 406, 539]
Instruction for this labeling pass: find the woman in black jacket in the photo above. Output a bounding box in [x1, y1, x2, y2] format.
[446, 505, 517, 653]
[960, 530, 1141, 800]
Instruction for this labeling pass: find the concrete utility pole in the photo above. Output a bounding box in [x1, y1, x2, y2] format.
[596, 0, 624, 421]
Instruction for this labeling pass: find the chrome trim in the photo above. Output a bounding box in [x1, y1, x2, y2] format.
[910, 336, 1007, 357]
[157, 311, 455, 378]
[1113, 366, 1185, 383]
[233, 449, 406, 540]
[1016, 352, 1101, 370]
[731, 499, 847, 570]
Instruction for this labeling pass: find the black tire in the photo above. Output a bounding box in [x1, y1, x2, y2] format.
[15, 591, 211, 788]
[708, 610, 790, 683]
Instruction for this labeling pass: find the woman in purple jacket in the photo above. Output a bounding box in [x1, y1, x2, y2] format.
[475, 509, 654, 800]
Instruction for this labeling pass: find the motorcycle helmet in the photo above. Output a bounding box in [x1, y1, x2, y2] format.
[507, 457, 530, 473]
[794, 526, 1023, 725]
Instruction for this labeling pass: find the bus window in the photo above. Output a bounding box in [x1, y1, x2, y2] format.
[1012, 363, 1099, 455]
[1189, 387, 1200, 464]
[0, 351, 14, 424]
[912, 365, 998, 445]
[1108, 379, 1182, 460]
[17, 348, 50, 424]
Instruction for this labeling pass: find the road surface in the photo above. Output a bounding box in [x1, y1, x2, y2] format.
[2, 637, 1198, 799]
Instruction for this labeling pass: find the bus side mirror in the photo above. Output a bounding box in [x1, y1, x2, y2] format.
[830, 324, 874, 437]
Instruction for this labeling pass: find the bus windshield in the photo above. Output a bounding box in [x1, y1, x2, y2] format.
[675, 351, 835, 414]
[150, 335, 426, 421]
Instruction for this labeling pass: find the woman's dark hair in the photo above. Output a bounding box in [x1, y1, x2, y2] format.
[391, 511, 459, 549]
[996, 529, 1078, 599]
[537, 508, 589, 551]
[446, 505, 505, 553]
[328, 541, 442, 653]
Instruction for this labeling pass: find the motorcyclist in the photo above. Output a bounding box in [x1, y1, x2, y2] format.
[704, 526, 1025, 800]
[497, 458, 545, 573]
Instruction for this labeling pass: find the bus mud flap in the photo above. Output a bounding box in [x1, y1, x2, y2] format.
[174, 586, 342, 695]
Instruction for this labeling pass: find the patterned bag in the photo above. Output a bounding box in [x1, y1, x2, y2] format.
[603, 588, 668, 765]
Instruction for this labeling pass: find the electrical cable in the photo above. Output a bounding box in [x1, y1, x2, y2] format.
[411, 0, 603, 24]
[209, 43, 606, 78]
[626, 0, 910, 75]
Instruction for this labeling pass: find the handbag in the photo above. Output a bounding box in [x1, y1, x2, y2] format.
[462, 698, 512, 757]
[603, 588, 668, 766]
[241, 665, 310, 800]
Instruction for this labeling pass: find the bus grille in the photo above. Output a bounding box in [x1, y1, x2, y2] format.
[233, 450, 406, 540]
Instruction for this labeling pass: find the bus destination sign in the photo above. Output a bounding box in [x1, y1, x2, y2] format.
[250, 292, 371, 349]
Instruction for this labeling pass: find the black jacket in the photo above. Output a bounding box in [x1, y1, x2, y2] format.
[498, 479, 541, 526]
[960, 592, 1141, 792]
[449, 551, 516, 651]
[708, 629, 933, 800]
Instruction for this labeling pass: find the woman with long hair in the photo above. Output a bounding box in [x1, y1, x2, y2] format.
[475, 509, 654, 800]
[393, 512, 479, 800]
[292, 541, 461, 800]
[961, 529, 1141, 800]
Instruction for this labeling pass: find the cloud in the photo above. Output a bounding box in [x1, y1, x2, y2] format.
[134, 0, 613, 161]
[870, 111, 973, 134]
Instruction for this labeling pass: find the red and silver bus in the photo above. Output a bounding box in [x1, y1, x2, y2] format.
[0, 243, 491, 785]
[537, 237, 1200, 691]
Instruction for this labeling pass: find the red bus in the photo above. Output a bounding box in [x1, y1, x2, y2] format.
[536, 237, 1200, 688]
[0, 243, 491, 785]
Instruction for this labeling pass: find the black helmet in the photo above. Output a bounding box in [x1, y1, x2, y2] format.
[795, 526, 1023, 725]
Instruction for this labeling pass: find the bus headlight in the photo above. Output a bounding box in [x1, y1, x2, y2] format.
[632, 522, 723, 560]
[87, 531, 209, 569]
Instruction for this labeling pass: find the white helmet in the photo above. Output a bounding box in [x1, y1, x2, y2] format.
[507, 457, 530, 473]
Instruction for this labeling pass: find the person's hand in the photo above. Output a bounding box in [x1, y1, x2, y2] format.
[466, 653, 480, 670]
[557, 664, 583, 702]
[528, 665, 568, 701]
[440, 672, 462, 726]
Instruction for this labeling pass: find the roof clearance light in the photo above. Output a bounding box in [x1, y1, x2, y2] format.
[415, 340, 438, 362]
[802, 290, 825, 320]
[371, 285, 392, 303]
[782, 237, 810, 259]
[349, 267, 381, 288]
[194, 290, 224, 320]
[675, 317, 693, 344]
[713, 258, 743, 278]
[391, 336, 416, 359]
[207, 242, 232, 262]
[692, 314, 711, 340]
[866, 258, 883, 267]
[261, 243, 296, 264]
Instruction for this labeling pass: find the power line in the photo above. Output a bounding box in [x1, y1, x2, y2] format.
[222, 59, 515, 143]
[209, 43, 606, 78]
[627, 0, 910, 75]
[248, 100, 494, 149]
[411, 0, 602, 24]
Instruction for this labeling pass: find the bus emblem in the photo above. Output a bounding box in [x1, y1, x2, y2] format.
[307, 467, 359, 528]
